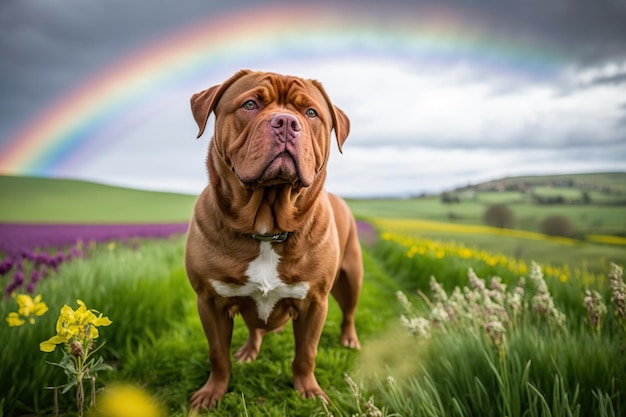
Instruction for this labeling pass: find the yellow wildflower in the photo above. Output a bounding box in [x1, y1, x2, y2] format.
[6, 312, 25, 327]
[90, 384, 164, 417]
[6, 294, 48, 327]
[40, 299, 112, 353]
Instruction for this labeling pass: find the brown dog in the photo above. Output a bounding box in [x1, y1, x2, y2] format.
[184, 69, 363, 408]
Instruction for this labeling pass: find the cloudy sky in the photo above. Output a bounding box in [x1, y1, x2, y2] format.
[1, 0, 625, 198]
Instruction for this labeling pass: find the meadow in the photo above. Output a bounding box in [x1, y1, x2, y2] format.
[0, 176, 197, 223]
[1, 174, 625, 416]
[347, 172, 626, 271]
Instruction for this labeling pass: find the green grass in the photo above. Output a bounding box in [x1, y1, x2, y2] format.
[0, 236, 402, 416]
[0, 175, 197, 223]
[363, 328, 623, 417]
[347, 172, 626, 237]
[2, 230, 625, 416]
[2, 173, 626, 416]
[2, 173, 623, 234]
[347, 195, 626, 235]
[0, 237, 193, 415]
[0, 233, 378, 415]
[371, 218, 626, 275]
[356, 244, 626, 417]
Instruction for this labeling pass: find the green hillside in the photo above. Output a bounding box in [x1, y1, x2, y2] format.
[0, 175, 198, 223]
[1, 173, 624, 271]
[349, 172, 626, 237]
[471, 172, 626, 194]
[1, 173, 624, 230]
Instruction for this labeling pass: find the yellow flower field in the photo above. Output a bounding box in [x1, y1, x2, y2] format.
[375, 218, 603, 287]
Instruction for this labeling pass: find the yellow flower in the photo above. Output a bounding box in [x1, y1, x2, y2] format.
[40, 335, 68, 353]
[40, 299, 112, 353]
[6, 294, 48, 327]
[18, 294, 49, 323]
[6, 312, 26, 327]
[90, 384, 164, 417]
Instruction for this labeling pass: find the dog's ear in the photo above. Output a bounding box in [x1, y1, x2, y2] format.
[191, 69, 252, 138]
[331, 105, 350, 153]
[311, 80, 350, 153]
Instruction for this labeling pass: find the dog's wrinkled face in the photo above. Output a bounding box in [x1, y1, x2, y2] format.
[191, 70, 349, 190]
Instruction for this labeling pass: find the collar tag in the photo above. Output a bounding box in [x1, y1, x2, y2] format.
[251, 231, 292, 243]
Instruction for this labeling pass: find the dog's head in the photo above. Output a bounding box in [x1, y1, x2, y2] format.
[191, 70, 349, 190]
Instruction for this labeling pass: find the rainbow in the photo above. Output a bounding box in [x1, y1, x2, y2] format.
[0, 4, 565, 175]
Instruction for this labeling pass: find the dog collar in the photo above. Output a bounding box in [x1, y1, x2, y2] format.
[251, 231, 293, 243]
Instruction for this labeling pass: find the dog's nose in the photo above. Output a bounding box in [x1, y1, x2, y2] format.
[270, 113, 301, 142]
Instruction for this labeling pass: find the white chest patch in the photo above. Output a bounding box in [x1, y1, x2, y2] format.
[210, 242, 310, 323]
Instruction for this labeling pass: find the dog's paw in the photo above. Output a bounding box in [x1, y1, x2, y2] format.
[234, 329, 264, 362]
[234, 344, 260, 362]
[340, 324, 361, 350]
[341, 335, 361, 350]
[293, 374, 329, 402]
[190, 379, 228, 409]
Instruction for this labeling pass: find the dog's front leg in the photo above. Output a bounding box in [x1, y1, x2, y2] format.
[190, 295, 233, 409]
[292, 295, 329, 401]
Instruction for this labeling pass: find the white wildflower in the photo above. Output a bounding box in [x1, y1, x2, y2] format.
[583, 289, 607, 332]
[609, 263, 626, 323]
[489, 276, 507, 304]
[396, 291, 411, 311]
[528, 262, 566, 329]
[430, 303, 450, 326]
[484, 320, 506, 349]
[468, 268, 486, 291]
[401, 315, 431, 338]
[430, 275, 448, 303]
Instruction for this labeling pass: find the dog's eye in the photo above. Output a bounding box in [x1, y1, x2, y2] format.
[305, 108, 318, 118]
[242, 100, 258, 110]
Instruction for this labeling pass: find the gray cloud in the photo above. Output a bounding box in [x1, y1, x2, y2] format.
[1, 0, 625, 196]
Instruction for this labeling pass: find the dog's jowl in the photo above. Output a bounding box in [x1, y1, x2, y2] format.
[184, 69, 363, 409]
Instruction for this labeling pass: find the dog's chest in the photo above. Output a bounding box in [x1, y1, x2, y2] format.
[210, 241, 309, 323]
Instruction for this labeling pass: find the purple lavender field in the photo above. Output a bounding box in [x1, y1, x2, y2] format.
[0, 223, 188, 257]
[0, 222, 188, 295]
[0, 220, 373, 296]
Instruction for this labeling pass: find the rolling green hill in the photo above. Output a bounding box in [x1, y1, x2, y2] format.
[0, 175, 198, 223]
[468, 172, 626, 194]
[1, 173, 624, 271]
[1, 173, 624, 232]
[349, 172, 626, 237]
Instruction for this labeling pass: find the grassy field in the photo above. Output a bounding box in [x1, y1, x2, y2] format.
[369, 217, 626, 274]
[2, 174, 624, 271]
[1, 222, 624, 416]
[2, 173, 624, 233]
[1, 235, 404, 416]
[347, 194, 626, 235]
[0, 175, 197, 223]
[1, 173, 626, 416]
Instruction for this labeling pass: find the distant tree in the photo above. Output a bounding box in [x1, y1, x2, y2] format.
[541, 215, 574, 238]
[441, 193, 460, 204]
[582, 191, 592, 204]
[483, 204, 515, 229]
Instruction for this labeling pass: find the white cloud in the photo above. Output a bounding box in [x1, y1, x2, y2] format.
[326, 143, 626, 198]
[53, 56, 626, 198]
[258, 57, 626, 150]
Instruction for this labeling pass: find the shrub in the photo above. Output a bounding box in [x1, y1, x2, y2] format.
[483, 204, 516, 229]
[541, 215, 574, 238]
